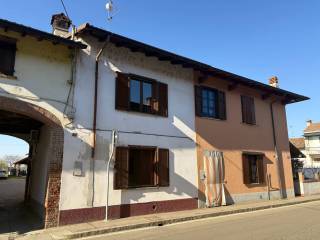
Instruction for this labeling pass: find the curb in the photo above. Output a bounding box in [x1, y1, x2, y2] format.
[56, 197, 320, 239]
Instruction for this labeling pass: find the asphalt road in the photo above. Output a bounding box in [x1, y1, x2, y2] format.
[83, 201, 320, 240]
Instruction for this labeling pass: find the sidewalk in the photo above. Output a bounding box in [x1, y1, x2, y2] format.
[4, 195, 320, 240]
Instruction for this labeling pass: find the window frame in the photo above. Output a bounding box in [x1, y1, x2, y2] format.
[114, 145, 170, 190]
[0, 35, 17, 77]
[128, 75, 154, 114]
[195, 85, 226, 120]
[242, 153, 265, 185]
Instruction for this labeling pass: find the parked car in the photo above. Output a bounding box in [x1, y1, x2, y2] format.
[0, 170, 8, 179]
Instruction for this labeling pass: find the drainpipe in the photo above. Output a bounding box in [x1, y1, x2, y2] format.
[270, 101, 285, 199]
[91, 35, 111, 158]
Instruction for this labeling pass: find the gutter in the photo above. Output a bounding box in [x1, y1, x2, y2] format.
[270, 101, 285, 199]
[91, 35, 111, 158]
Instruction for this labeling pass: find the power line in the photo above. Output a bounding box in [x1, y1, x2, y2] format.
[60, 0, 70, 19]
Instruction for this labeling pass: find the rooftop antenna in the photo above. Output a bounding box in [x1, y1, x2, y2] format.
[106, 0, 118, 21]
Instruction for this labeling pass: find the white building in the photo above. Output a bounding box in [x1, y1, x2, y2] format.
[290, 120, 320, 176]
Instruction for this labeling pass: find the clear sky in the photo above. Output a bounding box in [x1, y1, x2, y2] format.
[0, 0, 319, 156]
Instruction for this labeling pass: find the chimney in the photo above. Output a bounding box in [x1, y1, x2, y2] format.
[269, 76, 279, 88]
[307, 120, 312, 127]
[51, 13, 71, 37]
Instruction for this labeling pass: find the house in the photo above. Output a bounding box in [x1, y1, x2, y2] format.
[290, 121, 320, 178]
[0, 14, 309, 229]
[0, 17, 86, 228]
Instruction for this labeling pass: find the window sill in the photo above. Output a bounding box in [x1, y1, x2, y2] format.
[198, 116, 226, 121]
[241, 122, 258, 127]
[0, 73, 17, 80]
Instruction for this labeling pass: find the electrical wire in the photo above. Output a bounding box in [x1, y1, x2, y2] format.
[59, 0, 71, 20]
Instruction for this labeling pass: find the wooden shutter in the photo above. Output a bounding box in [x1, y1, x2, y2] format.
[217, 90, 226, 120]
[241, 96, 255, 124]
[158, 82, 168, 117]
[115, 72, 130, 111]
[242, 155, 250, 184]
[158, 148, 169, 187]
[194, 86, 202, 117]
[114, 147, 129, 189]
[257, 155, 265, 184]
[151, 81, 159, 114]
[249, 97, 256, 124]
[0, 40, 16, 76]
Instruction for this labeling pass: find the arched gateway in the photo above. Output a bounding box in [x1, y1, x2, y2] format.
[0, 96, 64, 228]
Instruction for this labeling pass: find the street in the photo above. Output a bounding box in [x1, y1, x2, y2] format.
[83, 201, 320, 240]
[0, 178, 42, 235]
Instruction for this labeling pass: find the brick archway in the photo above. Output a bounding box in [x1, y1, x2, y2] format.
[0, 96, 64, 228]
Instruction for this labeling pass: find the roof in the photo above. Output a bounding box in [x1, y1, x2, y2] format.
[14, 157, 29, 165]
[305, 122, 320, 134]
[290, 138, 305, 149]
[0, 19, 86, 49]
[74, 23, 309, 104]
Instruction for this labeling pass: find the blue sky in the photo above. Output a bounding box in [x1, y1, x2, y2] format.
[1, 0, 319, 156]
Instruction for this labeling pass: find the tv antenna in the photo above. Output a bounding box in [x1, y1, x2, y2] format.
[106, 0, 118, 21]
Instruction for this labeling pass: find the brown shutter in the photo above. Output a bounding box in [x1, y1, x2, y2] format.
[241, 95, 248, 123]
[151, 81, 159, 114]
[249, 97, 256, 124]
[114, 147, 129, 190]
[158, 148, 169, 187]
[257, 156, 265, 184]
[217, 90, 226, 120]
[115, 72, 130, 111]
[158, 82, 168, 117]
[195, 86, 202, 117]
[242, 155, 250, 184]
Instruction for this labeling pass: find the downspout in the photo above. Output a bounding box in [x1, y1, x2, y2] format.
[92, 35, 111, 158]
[270, 101, 284, 199]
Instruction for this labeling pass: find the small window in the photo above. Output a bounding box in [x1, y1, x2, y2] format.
[195, 86, 226, 120]
[114, 146, 169, 189]
[115, 72, 168, 117]
[243, 154, 264, 185]
[241, 95, 256, 125]
[0, 38, 16, 76]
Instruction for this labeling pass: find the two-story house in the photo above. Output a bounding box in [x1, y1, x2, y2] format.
[0, 14, 309, 229]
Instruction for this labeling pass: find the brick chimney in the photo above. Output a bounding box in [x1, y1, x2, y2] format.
[307, 120, 312, 127]
[269, 76, 279, 88]
[51, 13, 71, 37]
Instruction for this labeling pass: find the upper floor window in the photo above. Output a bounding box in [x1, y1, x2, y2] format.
[242, 154, 265, 185]
[195, 86, 226, 120]
[241, 95, 256, 125]
[115, 72, 168, 117]
[0, 37, 16, 76]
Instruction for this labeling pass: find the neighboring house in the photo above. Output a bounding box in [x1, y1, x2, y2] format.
[290, 121, 320, 178]
[0, 14, 309, 229]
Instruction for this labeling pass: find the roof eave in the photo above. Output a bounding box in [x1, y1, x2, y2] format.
[0, 19, 87, 49]
[75, 24, 309, 104]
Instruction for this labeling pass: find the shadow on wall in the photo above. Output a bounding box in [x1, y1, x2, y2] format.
[112, 149, 204, 218]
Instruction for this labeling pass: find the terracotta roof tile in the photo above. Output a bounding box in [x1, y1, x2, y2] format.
[290, 138, 305, 149]
[305, 122, 320, 133]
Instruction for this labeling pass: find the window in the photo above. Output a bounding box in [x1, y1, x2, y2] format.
[114, 146, 169, 189]
[0, 37, 16, 76]
[115, 72, 168, 117]
[195, 86, 226, 120]
[242, 154, 265, 185]
[241, 95, 256, 125]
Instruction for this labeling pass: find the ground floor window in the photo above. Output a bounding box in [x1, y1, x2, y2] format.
[242, 154, 265, 184]
[114, 146, 169, 189]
